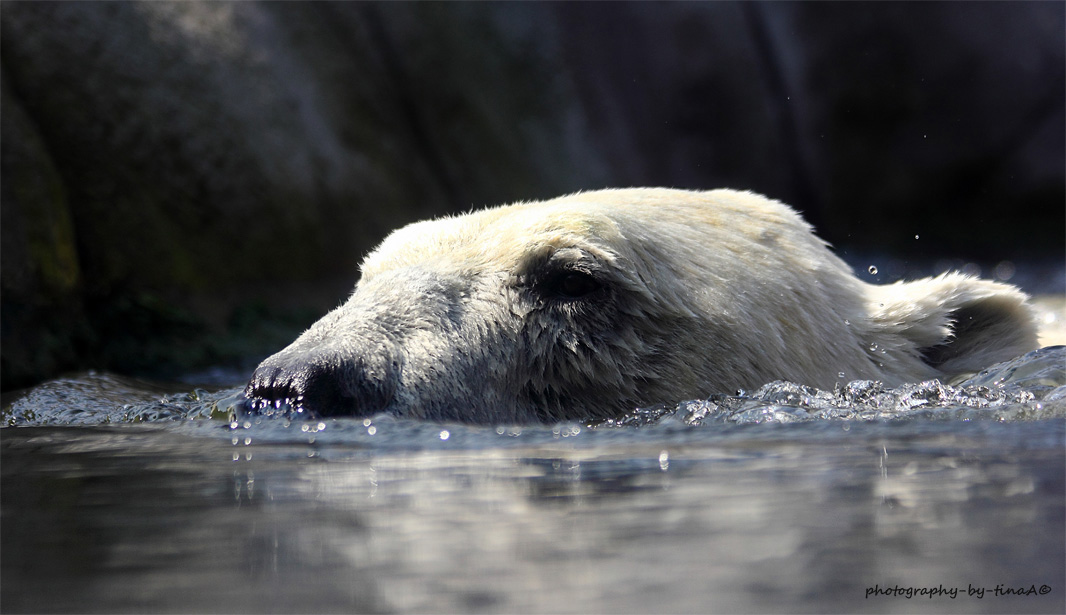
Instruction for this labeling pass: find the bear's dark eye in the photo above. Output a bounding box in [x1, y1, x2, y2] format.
[545, 270, 602, 299]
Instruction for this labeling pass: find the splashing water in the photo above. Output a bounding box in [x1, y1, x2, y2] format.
[4, 347, 1063, 432]
[607, 347, 1064, 428]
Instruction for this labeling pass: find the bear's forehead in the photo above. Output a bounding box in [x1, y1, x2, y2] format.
[360, 201, 625, 278]
[357, 188, 811, 280]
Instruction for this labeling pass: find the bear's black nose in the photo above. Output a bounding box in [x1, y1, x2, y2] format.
[243, 355, 393, 419]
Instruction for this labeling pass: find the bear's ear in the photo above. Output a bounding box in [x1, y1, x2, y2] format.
[868, 273, 1040, 377]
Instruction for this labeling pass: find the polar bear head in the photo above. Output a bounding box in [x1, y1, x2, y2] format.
[242, 188, 1038, 423]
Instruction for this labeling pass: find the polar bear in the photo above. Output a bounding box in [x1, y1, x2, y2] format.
[242, 188, 1039, 423]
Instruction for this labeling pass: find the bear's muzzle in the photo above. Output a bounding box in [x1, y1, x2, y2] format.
[243, 351, 396, 419]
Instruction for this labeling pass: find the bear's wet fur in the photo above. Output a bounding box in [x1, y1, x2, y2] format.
[244, 188, 1039, 423]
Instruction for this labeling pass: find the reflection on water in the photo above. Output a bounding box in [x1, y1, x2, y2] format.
[2, 348, 1065, 613]
[3, 422, 1064, 613]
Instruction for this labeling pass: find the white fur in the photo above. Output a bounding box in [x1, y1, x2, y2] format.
[248, 188, 1040, 422]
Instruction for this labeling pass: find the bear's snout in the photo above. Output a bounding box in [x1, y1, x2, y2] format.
[243, 352, 395, 419]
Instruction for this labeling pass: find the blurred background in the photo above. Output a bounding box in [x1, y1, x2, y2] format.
[2, 1, 1063, 390]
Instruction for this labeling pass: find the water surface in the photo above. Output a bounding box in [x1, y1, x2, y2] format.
[2, 348, 1064, 613]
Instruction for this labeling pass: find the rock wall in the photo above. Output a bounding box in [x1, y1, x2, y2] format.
[2, 1, 1062, 388]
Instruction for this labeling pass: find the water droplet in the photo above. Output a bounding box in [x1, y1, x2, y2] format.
[838, 371, 846, 379]
[868, 265, 878, 275]
[993, 261, 1016, 282]
[367, 426, 377, 435]
[658, 450, 670, 472]
[439, 430, 450, 440]
[914, 234, 920, 240]
[844, 319, 851, 326]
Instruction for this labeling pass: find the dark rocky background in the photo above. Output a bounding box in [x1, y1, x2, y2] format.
[2, 1, 1063, 390]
